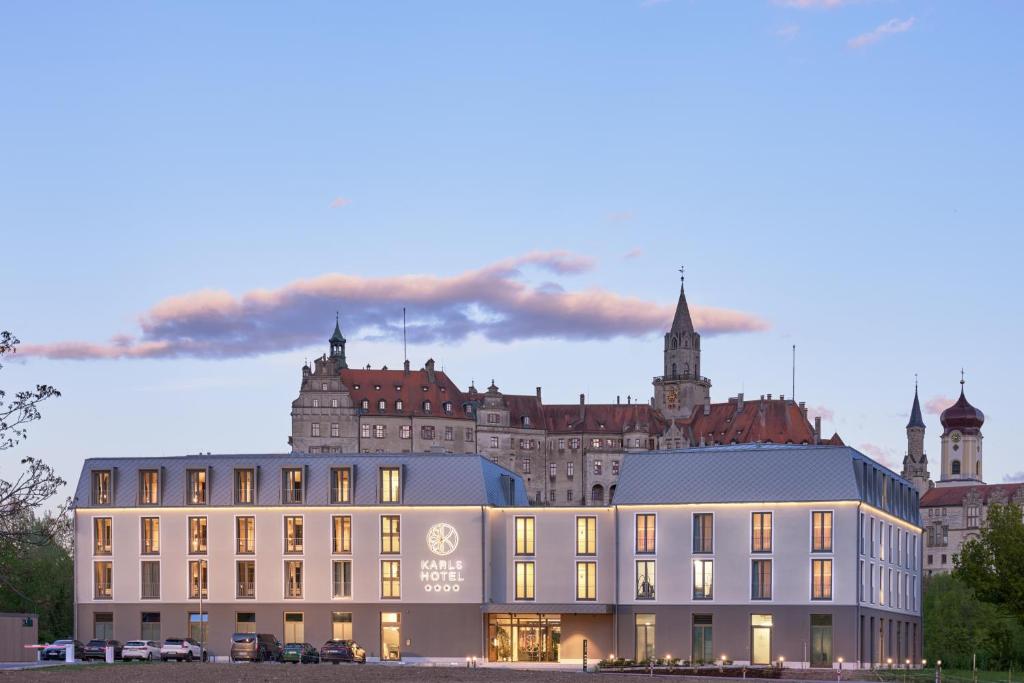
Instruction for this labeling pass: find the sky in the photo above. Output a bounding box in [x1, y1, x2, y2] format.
[2, 1, 1023, 502]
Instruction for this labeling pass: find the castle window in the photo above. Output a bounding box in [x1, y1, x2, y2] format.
[361, 424, 370, 438]
[966, 505, 980, 528]
[378, 400, 386, 411]
[360, 399, 369, 410]
[321, 383, 328, 391]
[421, 425, 435, 440]
[400, 425, 411, 439]
[312, 398, 320, 408]
[331, 399, 338, 408]
[423, 401, 432, 413]
[951, 460, 961, 475]
[443, 402, 453, 414]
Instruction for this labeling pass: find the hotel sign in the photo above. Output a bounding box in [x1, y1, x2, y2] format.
[421, 522, 465, 593]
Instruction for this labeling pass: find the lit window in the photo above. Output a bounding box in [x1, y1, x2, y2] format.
[283, 468, 303, 504]
[576, 561, 597, 600]
[94, 517, 112, 555]
[236, 517, 255, 554]
[751, 559, 772, 599]
[188, 517, 207, 554]
[693, 559, 713, 599]
[379, 467, 401, 503]
[635, 514, 656, 554]
[812, 511, 833, 552]
[188, 559, 207, 599]
[284, 516, 304, 553]
[752, 512, 772, 552]
[139, 470, 159, 505]
[812, 559, 833, 599]
[141, 517, 160, 555]
[92, 471, 111, 506]
[236, 560, 255, 599]
[635, 560, 655, 599]
[514, 561, 535, 600]
[235, 469, 254, 504]
[515, 517, 535, 555]
[381, 515, 400, 554]
[381, 560, 401, 599]
[187, 470, 207, 505]
[331, 467, 351, 504]
[285, 560, 303, 598]
[576, 517, 597, 555]
[332, 515, 352, 554]
[94, 561, 113, 599]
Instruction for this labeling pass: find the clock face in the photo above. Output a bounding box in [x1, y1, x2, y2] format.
[951, 433, 961, 444]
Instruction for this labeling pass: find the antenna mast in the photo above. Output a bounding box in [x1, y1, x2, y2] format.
[792, 345, 796, 401]
[403, 307, 408, 364]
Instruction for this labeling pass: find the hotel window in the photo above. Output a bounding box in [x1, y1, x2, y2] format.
[593, 460, 603, 475]
[692, 615, 713, 664]
[312, 423, 321, 437]
[139, 470, 159, 505]
[330, 467, 351, 504]
[514, 561, 535, 600]
[421, 425, 435, 440]
[379, 467, 401, 503]
[576, 561, 597, 600]
[91, 470, 111, 506]
[188, 559, 208, 599]
[188, 517, 207, 554]
[812, 511, 833, 552]
[444, 426, 453, 441]
[812, 558, 833, 600]
[94, 517, 112, 555]
[966, 504, 981, 528]
[140, 561, 160, 599]
[361, 424, 371, 438]
[381, 515, 401, 554]
[635, 560, 655, 600]
[635, 514, 656, 554]
[332, 560, 352, 598]
[400, 425, 411, 440]
[514, 516, 535, 555]
[285, 560, 303, 598]
[381, 560, 401, 599]
[693, 559, 714, 599]
[283, 468, 303, 504]
[94, 561, 112, 599]
[489, 436, 499, 448]
[332, 611, 353, 640]
[567, 461, 574, 478]
[141, 517, 160, 555]
[236, 516, 255, 554]
[693, 513, 714, 553]
[752, 512, 772, 552]
[236, 560, 255, 599]
[751, 559, 772, 600]
[576, 516, 597, 555]
[375, 424, 386, 439]
[285, 516, 304, 553]
[327, 516, 352, 554]
[187, 469, 207, 505]
[234, 469, 254, 504]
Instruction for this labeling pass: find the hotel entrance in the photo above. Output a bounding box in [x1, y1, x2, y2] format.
[487, 614, 561, 662]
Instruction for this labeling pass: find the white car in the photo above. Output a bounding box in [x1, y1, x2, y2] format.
[122, 640, 161, 661]
[160, 638, 205, 662]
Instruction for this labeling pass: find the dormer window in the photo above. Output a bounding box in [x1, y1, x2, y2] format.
[283, 468, 303, 504]
[139, 470, 159, 505]
[395, 400, 404, 411]
[378, 399, 386, 411]
[360, 399, 369, 410]
[443, 402, 453, 414]
[92, 470, 112, 506]
[186, 469, 207, 505]
[379, 467, 401, 504]
[423, 400, 432, 413]
[522, 416, 531, 427]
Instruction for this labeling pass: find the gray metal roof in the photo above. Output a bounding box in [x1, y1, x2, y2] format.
[73, 453, 529, 509]
[613, 444, 920, 524]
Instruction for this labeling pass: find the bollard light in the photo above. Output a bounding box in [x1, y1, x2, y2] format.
[923, 660, 928, 667]
[907, 659, 912, 667]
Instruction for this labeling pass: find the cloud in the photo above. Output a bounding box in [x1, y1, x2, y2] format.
[925, 395, 954, 415]
[776, 24, 800, 40]
[623, 248, 644, 260]
[607, 211, 634, 223]
[776, 0, 853, 7]
[1003, 472, 1024, 484]
[859, 442, 897, 469]
[20, 251, 771, 361]
[329, 197, 352, 209]
[848, 17, 915, 49]
[807, 404, 834, 422]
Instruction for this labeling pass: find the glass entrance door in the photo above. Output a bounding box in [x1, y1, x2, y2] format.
[284, 612, 304, 643]
[810, 615, 833, 668]
[751, 614, 773, 665]
[381, 612, 401, 661]
[487, 614, 561, 662]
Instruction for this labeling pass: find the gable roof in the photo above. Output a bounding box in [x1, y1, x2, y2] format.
[342, 367, 473, 419]
[682, 398, 818, 445]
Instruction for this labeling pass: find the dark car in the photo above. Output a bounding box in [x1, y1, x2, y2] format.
[320, 639, 366, 664]
[282, 642, 319, 664]
[41, 639, 84, 661]
[83, 639, 122, 661]
[229, 633, 283, 662]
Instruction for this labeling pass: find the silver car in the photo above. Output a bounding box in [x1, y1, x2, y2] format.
[123, 640, 161, 661]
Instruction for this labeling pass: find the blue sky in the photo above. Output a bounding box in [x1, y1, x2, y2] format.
[2, 1, 1022, 499]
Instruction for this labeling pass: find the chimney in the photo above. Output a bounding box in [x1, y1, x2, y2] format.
[536, 386, 542, 401]
[703, 394, 711, 416]
[403, 359, 410, 373]
[799, 401, 807, 418]
[767, 393, 772, 401]
[425, 358, 436, 383]
[627, 395, 632, 405]
[736, 393, 744, 413]
[814, 416, 822, 443]
[780, 394, 785, 401]
[579, 393, 586, 419]
[616, 395, 621, 405]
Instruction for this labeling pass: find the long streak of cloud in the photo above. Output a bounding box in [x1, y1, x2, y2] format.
[20, 251, 770, 361]
[848, 17, 915, 49]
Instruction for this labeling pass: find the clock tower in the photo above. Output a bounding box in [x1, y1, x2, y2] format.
[653, 269, 711, 420]
[937, 375, 985, 486]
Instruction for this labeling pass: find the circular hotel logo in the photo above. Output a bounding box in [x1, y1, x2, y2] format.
[426, 522, 459, 556]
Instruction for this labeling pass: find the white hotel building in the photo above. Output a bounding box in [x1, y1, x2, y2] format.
[73, 444, 921, 667]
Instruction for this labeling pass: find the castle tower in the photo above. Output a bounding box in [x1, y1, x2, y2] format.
[937, 374, 985, 485]
[901, 379, 931, 495]
[653, 268, 711, 419]
[329, 314, 348, 371]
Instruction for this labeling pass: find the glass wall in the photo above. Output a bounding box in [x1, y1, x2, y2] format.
[487, 614, 561, 662]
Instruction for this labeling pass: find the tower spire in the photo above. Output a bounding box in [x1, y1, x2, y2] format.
[907, 377, 925, 429]
[670, 265, 695, 333]
[329, 314, 347, 369]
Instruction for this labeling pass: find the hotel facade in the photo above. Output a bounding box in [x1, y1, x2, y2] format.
[73, 445, 921, 668]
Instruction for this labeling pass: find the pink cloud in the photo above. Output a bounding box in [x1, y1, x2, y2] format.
[623, 248, 644, 260]
[607, 211, 635, 223]
[777, 0, 852, 7]
[807, 404, 834, 422]
[330, 197, 352, 209]
[848, 17, 915, 49]
[19, 251, 770, 361]
[859, 442, 897, 469]
[925, 395, 954, 415]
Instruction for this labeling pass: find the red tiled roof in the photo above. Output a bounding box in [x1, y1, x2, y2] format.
[920, 483, 1024, 507]
[542, 403, 667, 435]
[684, 398, 819, 446]
[341, 367, 472, 419]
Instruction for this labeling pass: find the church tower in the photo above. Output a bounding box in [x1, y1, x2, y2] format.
[937, 375, 985, 486]
[901, 380, 931, 496]
[653, 269, 711, 419]
[329, 314, 348, 372]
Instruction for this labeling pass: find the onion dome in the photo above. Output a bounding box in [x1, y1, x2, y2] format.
[940, 380, 984, 435]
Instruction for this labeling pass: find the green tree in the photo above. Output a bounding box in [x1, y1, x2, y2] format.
[954, 503, 1024, 620]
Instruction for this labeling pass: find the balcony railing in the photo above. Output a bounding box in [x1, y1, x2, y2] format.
[653, 372, 711, 384]
[237, 581, 255, 599]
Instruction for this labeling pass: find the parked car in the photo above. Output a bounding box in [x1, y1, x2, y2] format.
[320, 639, 366, 664]
[122, 640, 161, 661]
[41, 639, 84, 661]
[229, 633, 283, 662]
[83, 639, 122, 661]
[282, 642, 319, 664]
[160, 638, 205, 662]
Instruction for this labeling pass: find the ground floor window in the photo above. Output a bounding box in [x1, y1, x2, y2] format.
[141, 612, 160, 642]
[751, 614, 773, 665]
[692, 614, 712, 664]
[810, 614, 833, 667]
[284, 612, 304, 644]
[487, 613, 560, 662]
[381, 611, 401, 661]
[332, 612, 352, 640]
[235, 612, 256, 634]
[188, 612, 208, 645]
[635, 613, 655, 663]
[94, 612, 113, 640]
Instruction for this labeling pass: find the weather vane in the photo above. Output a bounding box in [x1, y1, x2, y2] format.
[679, 265, 685, 282]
